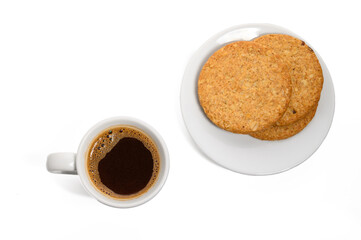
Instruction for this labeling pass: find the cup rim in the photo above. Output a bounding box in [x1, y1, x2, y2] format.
[76, 116, 170, 208]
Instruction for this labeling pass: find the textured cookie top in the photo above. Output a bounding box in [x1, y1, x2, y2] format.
[249, 105, 317, 140]
[198, 41, 292, 133]
[254, 34, 323, 126]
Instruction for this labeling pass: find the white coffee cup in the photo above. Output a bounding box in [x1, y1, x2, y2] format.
[47, 116, 170, 208]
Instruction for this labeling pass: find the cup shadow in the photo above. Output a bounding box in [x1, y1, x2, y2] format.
[54, 175, 90, 198]
[25, 153, 91, 198]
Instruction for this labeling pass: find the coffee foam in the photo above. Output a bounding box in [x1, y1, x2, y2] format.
[86, 125, 160, 200]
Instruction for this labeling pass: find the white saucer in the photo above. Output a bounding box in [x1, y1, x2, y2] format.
[180, 24, 335, 175]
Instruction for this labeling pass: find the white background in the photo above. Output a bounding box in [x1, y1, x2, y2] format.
[0, 0, 360, 239]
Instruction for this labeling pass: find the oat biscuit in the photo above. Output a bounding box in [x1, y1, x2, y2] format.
[249, 106, 317, 140]
[198, 41, 292, 134]
[254, 34, 323, 126]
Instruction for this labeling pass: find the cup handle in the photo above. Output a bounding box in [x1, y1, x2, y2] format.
[47, 152, 77, 175]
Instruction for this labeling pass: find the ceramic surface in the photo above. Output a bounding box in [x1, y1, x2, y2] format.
[180, 24, 335, 175]
[47, 117, 170, 208]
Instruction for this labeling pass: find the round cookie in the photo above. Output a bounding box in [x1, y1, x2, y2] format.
[198, 41, 292, 134]
[249, 106, 317, 140]
[253, 34, 323, 126]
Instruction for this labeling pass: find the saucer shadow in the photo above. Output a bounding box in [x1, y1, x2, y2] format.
[176, 96, 225, 170]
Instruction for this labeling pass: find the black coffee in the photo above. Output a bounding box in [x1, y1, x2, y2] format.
[87, 126, 160, 199]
